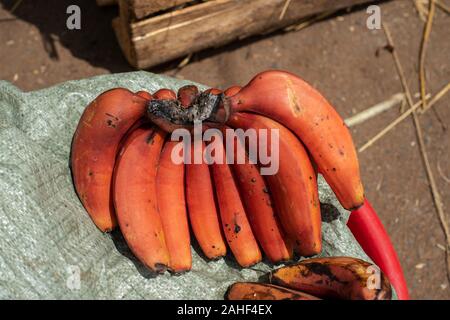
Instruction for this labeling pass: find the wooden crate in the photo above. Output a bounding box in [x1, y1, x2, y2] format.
[110, 0, 376, 69]
[123, 0, 195, 20]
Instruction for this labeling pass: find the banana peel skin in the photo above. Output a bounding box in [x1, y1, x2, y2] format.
[270, 257, 392, 300]
[226, 282, 321, 300]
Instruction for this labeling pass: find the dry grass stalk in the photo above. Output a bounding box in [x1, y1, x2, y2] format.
[414, 0, 430, 21]
[279, 0, 292, 20]
[419, 0, 436, 112]
[358, 83, 449, 152]
[421, 82, 450, 113]
[10, 0, 23, 13]
[436, 0, 450, 14]
[344, 93, 405, 127]
[382, 23, 450, 284]
[177, 53, 193, 69]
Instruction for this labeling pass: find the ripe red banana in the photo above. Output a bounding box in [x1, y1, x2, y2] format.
[204, 88, 223, 95]
[270, 256, 392, 300]
[223, 127, 293, 263]
[136, 90, 152, 100]
[210, 134, 262, 267]
[224, 86, 242, 97]
[185, 142, 227, 260]
[227, 113, 321, 256]
[74, 71, 368, 278]
[71, 88, 149, 232]
[113, 125, 170, 273]
[226, 282, 320, 300]
[156, 140, 192, 273]
[225, 70, 364, 210]
[153, 88, 176, 100]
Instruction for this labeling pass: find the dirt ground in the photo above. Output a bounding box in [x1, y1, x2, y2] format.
[1, 0, 449, 299]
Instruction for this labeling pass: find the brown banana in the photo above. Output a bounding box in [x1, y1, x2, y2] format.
[226, 282, 320, 300]
[270, 256, 392, 300]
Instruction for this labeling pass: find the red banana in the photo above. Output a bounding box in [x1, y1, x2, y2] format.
[113, 125, 170, 272]
[185, 142, 227, 260]
[224, 86, 242, 97]
[71, 88, 149, 232]
[227, 112, 321, 256]
[153, 88, 176, 100]
[223, 127, 293, 263]
[225, 70, 364, 210]
[136, 90, 152, 100]
[156, 140, 192, 273]
[210, 134, 262, 267]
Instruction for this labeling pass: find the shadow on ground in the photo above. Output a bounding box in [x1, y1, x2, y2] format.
[1, 0, 384, 74]
[1, 0, 132, 73]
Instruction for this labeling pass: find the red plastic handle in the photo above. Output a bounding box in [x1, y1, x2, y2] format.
[348, 198, 409, 300]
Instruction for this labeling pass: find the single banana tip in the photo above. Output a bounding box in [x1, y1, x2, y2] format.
[239, 259, 262, 269]
[347, 193, 366, 211]
[341, 189, 365, 211]
[168, 267, 192, 276]
[94, 217, 117, 233]
[153, 263, 169, 274]
[207, 254, 227, 261]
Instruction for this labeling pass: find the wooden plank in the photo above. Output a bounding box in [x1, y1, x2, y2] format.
[112, 17, 137, 66]
[115, 0, 376, 69]
[128, 0, 196, 20]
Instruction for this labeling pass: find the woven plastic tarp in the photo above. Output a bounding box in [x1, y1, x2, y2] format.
[0, 71, 373, 299]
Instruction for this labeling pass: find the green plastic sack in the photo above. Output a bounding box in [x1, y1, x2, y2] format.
[0, 71, 376, 299]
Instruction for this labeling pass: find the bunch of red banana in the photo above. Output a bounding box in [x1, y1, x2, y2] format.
[71, 70, 365, 273]
[226, 256, 392, 300]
